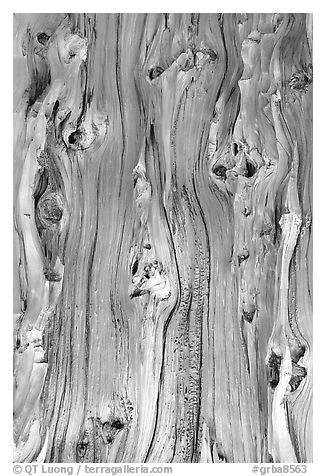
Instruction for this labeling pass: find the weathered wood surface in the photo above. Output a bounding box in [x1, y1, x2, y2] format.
[13, 13, 312, 463]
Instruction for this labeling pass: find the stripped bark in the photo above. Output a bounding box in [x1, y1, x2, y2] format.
[13, 13, 312, 463]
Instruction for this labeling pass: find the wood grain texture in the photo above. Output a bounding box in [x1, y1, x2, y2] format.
[13, 13, 312, 463]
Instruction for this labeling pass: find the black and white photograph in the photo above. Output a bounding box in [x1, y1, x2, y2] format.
[12, 8, 314, 470]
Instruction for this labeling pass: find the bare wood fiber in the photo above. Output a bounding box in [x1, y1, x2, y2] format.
[13, 13, 312, 463]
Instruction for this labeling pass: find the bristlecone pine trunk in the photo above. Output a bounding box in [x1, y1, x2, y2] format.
[13, 13, 312, 463]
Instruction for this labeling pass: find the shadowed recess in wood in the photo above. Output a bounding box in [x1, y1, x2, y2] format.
[13, 13, 312, 463]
